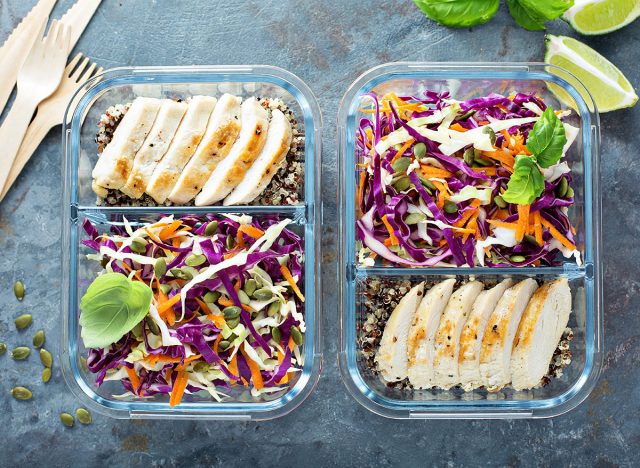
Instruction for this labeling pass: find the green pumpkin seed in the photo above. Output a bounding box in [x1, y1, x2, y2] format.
[243, 279, 258, 297]
[0, 342, 6, 355]
[237, 290, 251, 305]
[160, 284, 172, 295]
[40, 348, 53, 368]
[193, 362, 210, 373]
[170, 268, 194, 281]
[474, 155, 493, 167]
[267, 301, 281, 317]
[555, 177, 568, 198]
[566, 186, 574, 198]
[271, 327, 281, 343]
[14, 314, 32, 330]
[510, 255, 526, 263]
[203, 290, 221, 303]
[11, 346, 30, 361]
[392, 176, 411, 192]
[145, 316, 160, 335]
[404, 213, 426, 225]
[32, 330, 45, 348]
[130, 237, 148, 254]
[290, 326, 303, 346]
[523, 234, 538, 246]
[154, 258, 167, 278]
[413, 142, 427, 159]
[42, 367, 52, 383]
[226, 317, 241, 329]
[443, 200, 458, 214]
[60, 413, 75, 428]
[223, 306, 241, 320]
[252, 288, 273, 301]
[218, 340, 231, 351]
[11, 386, 32, 400]
[14, 280, 25, 301]
[80, 357, 88, 372]
[463, 147, 475, 166]
[459, 109, 476, 120]
[225, 234, 235, 250]
[204, 221, 218, 236]
[76, 408, 92, 425]
[417, 174, 435, 192]
[494, 195, 507, 208]
[185, 254, 206, 267]
[391, 157, 412, 173]
[483, 126, 497, 145]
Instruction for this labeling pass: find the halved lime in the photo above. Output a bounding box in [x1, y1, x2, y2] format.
[545, 34, 638, 113]
[563, 0, 640, 35]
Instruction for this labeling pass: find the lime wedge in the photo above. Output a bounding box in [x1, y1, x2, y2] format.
[563, 0, 640, 35]
[545, 34, 638, 113]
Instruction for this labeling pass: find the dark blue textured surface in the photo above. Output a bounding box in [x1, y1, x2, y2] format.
[0, 1, 638, 466]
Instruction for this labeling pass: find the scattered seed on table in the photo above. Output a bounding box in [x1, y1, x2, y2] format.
[11, 346, 30, 360]
[75, 408, 92, 425]
[0, 343, 6, 356]
[14, 280, 25, 301]
[40, 348, 53, 368]
[60, 413, 74, 428]
[33, 330, 45, 348]
[11, 386, 32, 400]
[14, 314, 32, 330]
[42, 367, 52, 383]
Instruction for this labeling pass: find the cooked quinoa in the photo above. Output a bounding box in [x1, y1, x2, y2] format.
[94, 97, 304, 207]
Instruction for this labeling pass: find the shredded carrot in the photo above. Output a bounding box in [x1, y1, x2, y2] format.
[238, 225, 264, 239]
[172, 237, 181, 248]
[144, 227, 162, 244]
[449, 123, 468, 132]
[241, 346, 264, 390]
[280, 264, 305, 302]
[235, 231, 246, 249]
[357, 170, 367, 205]
[223, 252, 237, 260]
[494, 208, 510, 220]
[516, 204, 530, 242]
[487, 219, 519, 230]
[482, 149, 515, 170]
[381, 215, 399, 246]
[145, 353, 202, 365]
[195, 298, 211, 314]
[125, 366, 142, 395]
[454, 200, 481, 228]
[420, 165, 453, 179]
[207, 313, 226, 329]
[218, 296, 234, 308]
[159, 220, 182, 240]
[120, 262, 143, 282]
[464, 215, 479, 243]
[165, 368, 173, 383]
[431, 180, 449, 209]
[478, 167, 497, 176]
[390, 139, 415, 164]
[169, 370, 189, 407]
[277, 337, 296, 385]
[540, 218, 576, 250]
[157, 293, 181, 315]
[228, 354, 240, 384]
[213, 334, 223, 354]
[452, 227, 476, 235]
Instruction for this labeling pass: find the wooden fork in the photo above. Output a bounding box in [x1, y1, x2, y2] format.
[0, 19, 71, 199]
[1, 53, 103, 199]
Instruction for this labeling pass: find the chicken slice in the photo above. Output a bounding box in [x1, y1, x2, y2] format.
[119, 99, 188, 199]
[92, 97, 161, 190]
[479, 278, 538, 391]
[406, 279, 455, 389]
[375, 282, 425, 382]
[511, 279, 572, 390]
[168, 94, 242, 204]
[458, 279, 513, 392]
[194, 97, 269, 206]
[145, 96, 217, 203]
[432, 281, 484, 390]
[223, 108, 292, 205]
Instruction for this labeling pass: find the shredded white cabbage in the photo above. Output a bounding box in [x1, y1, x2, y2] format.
[148, 303, 183, 347]
[448, 186, 493, 205]
[475, 226, 518, 267]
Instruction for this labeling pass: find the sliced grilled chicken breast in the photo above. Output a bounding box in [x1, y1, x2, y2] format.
[375, 282, 425, 382]
[92, 97, 161, 190]
[432, 281, 484, 390]
[119, 100, 188, 199]
[511, 279, 572, 390]
[194, 97, 269, 206]
[479, 279, 538, 391]
[407, 279, 456, 389]
[458, 279, 513, 392]
[168, 94, 242, 204]
[223, 108, 292, 205]
[145, 95, 217, 203]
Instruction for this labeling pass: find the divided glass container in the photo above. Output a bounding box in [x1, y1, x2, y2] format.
[337, 63, 602, 419]
[60, 66, 322, 420]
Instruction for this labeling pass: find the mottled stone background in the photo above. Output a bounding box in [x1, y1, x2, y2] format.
[0, 1, 638, 466]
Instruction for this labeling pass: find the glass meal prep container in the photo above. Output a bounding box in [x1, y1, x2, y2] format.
[337, 63, 602, 419]
[60, 66, 322, 420]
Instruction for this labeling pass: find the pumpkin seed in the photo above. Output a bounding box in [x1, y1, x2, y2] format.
[32, 330, 45, 348]
[76, 408, 92, 425]
[413, 142, 427, 159]
[185, 254, 206, 267]
[267, 301, 281, 317]
[252, 288, 273, 301]
[40, 348, 53, 368]
[463, 147, 475, 166]
[510, 255, 526, 263]
[459, 109, 476, 120]
[0, 342, 6, 355]
[417, 174, 435, 192]
[159, 284, 172, 294]
[145, 316, 160, 335]
[14, 314, 32, 330]
[483, 126, 497, 145]
[218, 340, 231, 351]
[225, 234, 235, 250]
[290, 326, 303, 346]
[391, 157, 412, 173]
[11, 346, 30, 360]
[193, 362, 210, 373]
[60, 413, 75, 428]
[243, 279, 258, 297]
[204, 221, 218, 236]
[14, 280, 25, 301]
[130, 237, 148, 254]
[226, 317, 241, 329]
[11, 386, 32, 400]
[42, 367, 52, 383]
[494, 195, 507, 208]
[523, 234, 538, 246]
[392, 176, 411, 192]
[223, 306, 241, 320]
[404, 213, 426, 225]
[271, 327, 281, 343]
[237, 290, 251, 305]
[80, 357, 88, 372]
[566, 186, 574, 198]
[100, 256, 110, 268]
[474, 155, 493, 167]
[203, 291, 221, 303]
[154, 258, 167, 278]
[170, 267, 194, 281]
[443, 200, 458, 214]
[555, 177, 568, 198]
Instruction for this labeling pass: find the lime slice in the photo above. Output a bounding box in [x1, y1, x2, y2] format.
[545, 34, 638, 113]
[563, 0, 640, 35]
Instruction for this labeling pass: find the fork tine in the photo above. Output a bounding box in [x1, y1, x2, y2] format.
[79, 62, 98, 82]
[45, 20, 59, 46]
[65, 53, 84, 76]
[72, 57, 91, 81]
[58, 23, 71, 51]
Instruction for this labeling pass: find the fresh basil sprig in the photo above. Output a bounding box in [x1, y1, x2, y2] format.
[502, 155, 545, 204]
[80, 272, 153, 348]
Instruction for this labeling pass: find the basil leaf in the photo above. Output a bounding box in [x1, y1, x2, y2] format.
[502, 155, 545, 205]
[518, 0, 573, 21]
[506, 0, 546, 30]
[413, 0, 500, 28]
[526, 106, 567, 168]
[80, 273, 153, 348]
